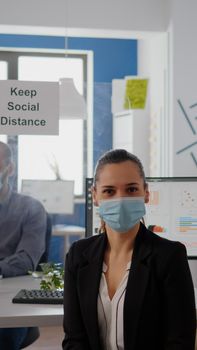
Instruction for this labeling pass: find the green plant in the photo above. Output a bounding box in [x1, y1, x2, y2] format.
[39, 262, 64, 290]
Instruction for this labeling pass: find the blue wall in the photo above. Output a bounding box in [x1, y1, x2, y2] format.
[0, 34, 137, 82]
[68, 37, 137, 83]
[0, 34, 138, 262]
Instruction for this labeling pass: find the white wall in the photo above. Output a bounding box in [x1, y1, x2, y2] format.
[169, 0, 197, 175]
[0, 0, 169, 33]
[67, 0, 169, 32]
[138, 34, 169, 177]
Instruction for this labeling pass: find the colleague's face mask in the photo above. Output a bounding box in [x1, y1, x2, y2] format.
[98, 196, 146, 233]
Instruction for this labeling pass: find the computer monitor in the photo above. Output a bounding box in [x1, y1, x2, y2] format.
[21, 179, 74, 215]
[85, 177, 197, 257]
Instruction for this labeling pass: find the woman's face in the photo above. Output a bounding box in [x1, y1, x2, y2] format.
[93, 160, 149, 205]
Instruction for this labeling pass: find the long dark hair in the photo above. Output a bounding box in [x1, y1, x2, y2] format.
[93, 149, 147, 188]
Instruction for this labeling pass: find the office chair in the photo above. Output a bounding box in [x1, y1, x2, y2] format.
[20, 213, 52, 349]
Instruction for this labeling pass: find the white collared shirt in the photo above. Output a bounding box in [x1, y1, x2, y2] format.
[97, 261, 131, 350]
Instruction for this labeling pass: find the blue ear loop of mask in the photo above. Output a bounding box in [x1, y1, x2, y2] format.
[98, 197, 146, 233]
[0, 173, 5, 191]
[0, 166, 9, 191]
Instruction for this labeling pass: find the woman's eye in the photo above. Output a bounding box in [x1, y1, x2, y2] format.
[102, 189, 114, 195]
[127, 187, 138, 193]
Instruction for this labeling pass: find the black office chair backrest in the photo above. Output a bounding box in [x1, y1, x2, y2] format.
[20, 327, 40, 349]
[37, 213, 52, 268]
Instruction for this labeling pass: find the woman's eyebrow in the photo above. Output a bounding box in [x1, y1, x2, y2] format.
[101, 182, 140, 188]
[126, 182, 139, 186]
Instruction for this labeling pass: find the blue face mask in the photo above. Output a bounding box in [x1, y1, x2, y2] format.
[98, 197, 146, 233]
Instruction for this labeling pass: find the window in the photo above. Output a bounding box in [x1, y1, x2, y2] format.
[18, 55, 84, 195]
[18, 120, 83, 195]
[0, 49, 90, 196]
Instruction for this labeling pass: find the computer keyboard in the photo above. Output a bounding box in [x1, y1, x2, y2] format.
[12, 289, 64, 305]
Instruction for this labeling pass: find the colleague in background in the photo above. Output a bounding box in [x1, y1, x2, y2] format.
[63, 148, 196, 350]
[0, 141, 47, 350]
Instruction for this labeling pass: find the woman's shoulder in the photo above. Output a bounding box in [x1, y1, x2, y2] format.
[144, 228, 192, 284]
[145, 226, 187, 262]
[66, 233, 105, 267]
[148, 227, 185, 249]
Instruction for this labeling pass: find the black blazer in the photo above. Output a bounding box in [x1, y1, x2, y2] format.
[62, 223, 196, 350]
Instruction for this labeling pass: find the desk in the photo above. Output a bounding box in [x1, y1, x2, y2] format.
[52, 225, 85, 260]
[0, 276, 63, 328]
[1, 277, 196, 329]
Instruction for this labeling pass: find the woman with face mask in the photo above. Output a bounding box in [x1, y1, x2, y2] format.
[62, 149, 196, 350]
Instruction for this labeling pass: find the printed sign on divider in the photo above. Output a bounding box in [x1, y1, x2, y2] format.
[0, 80, 59, 135]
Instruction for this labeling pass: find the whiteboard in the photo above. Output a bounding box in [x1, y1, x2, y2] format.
[145, 177, 197, 257]
[21, 179, 74, 214]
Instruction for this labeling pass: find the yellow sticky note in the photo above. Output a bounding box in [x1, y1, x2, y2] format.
[124, 79, 148, 109]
